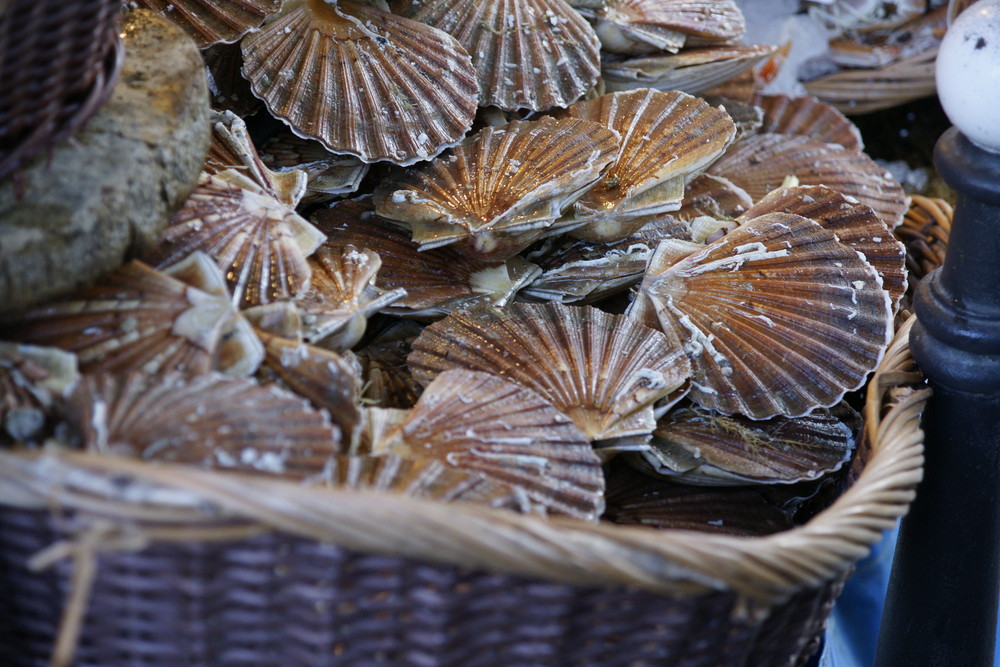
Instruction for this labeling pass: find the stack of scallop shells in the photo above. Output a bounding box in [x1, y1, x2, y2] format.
[0, 0, 909, 535]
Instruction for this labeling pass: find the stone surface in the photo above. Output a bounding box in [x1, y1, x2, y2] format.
[0, 10, 210, 314]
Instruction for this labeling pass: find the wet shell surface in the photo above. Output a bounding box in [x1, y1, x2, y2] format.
[558, 89, 736, 242]
[593, 0, 745, 55]
[393, 0, 600, 112]
[369, 368, 606, 519]
[630, 212, 893, 419]
[147, 171, 326, 309]
[707, 133, 909, 229]
[240, 0, 478, 165]
[752, 93, 864, 151]
[125, 0, 282, 47]
[637, 403, 858, 485]
[0, 255, 263, 378]
[602, 461, 794, 535]
[674, 173, 752, 222]
[261, 130, 370, 205]
[702, 95, 764, 142]
[315, 198, 540, 318]
[71, 370, 342, 479]
[0, 343, 79, 446]
[408, 302, 691, 446]
[740, 185, 908, 307]
[373, 116, 620, 258]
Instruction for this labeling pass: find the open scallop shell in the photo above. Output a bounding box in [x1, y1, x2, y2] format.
[740, 184, 907, 307]
[602, 43, 777, 96]
[557, 89, 736, 243]
[635, 402, 858, 486]
[125, 0, 282, 47]
[146, 171, 326, 309]
[0, 343, 79, 446]
[602, 461, 794, 536]
[392, 0, 600, 111]
[297, 245, 407, 350]
[707, 133, 908, 229]
[373, 116, 620, 259]
[368, 368, 606, 519]
[593, 0, 745, 55]
[314, 198, 540, 318]
[240, 0, 478, 165]
[71, 370, 342, 479]
[629, 211, 893, 419]
[0, 254, 263, 378]
[751, 93, 864, 151]
[408, 302, 691, 449]
[261, 130, 369, 205]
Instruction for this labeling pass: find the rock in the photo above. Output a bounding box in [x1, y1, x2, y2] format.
[0, 10, 210, 314]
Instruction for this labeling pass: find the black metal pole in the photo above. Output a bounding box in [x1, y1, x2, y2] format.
[874, 128, 1000, 665]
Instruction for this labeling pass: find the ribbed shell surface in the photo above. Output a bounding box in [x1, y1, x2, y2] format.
[602, 43, 776, 95]
[598, 0, 745, 40]
[675, 173, 752, 222]
[752, 93, 864, 151]
[126, 0, 281, 47]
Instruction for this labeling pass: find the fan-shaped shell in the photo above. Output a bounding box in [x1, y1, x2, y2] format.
[0, 343, 79, 446]
[371, 368, 606, 519]
[740, 185, 907, 307]
[314, 199, 540, 317]
[373, 117, 620, 258]
[752, 93, 864, 151]
[241, 0, 478, 165]
[0, 255, 263, 378]
[558, 89, 736, 242]
[594, 0, 745, 55]
[637, 403, 857, 485]
[125, 0, 282, 47]
[393, 0, 600, 111]
[408, 302, 691, 446]
[675, 173, 752, 222]
[146, 171, 326, 309]
[261, 130, 369, 205]
[630, 212, 893, 419]
[707, 133, 908, 229]
[602, 43, 777, 96]
[71, 370, 342, 479]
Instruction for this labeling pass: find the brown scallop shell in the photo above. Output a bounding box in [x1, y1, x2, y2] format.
[261, 130, 369, 205]
[594, 0, 745, 55]
[558, 89, 736, 243]
[314, 198, 540, 317]
[602, 461, 794, 536]
[674, 173, 752, 222]
[0, 254, 263, 378]
[355, 319, 425, 410]
[408, 302, 691, 448]
[240, 0, 478, 165]
[373, 116, 620, 259]
[125, 0, 282, 47]
[702, 95, 764, 142]
[393, 0, 600, 111]
[0, 343, 79, 446]
[740, 184, 908, 307]
[369, 368, 606, 519]
[146, 171, 326, 309]
[71, 370, 343, 478]
[602, 43, 777, 96]
[637, 403, 857, 485]
[707, 133, 908, 229]
[297, 245, 407, 350]
[630, 211, 893, 419]
[751, 93, 864, 151]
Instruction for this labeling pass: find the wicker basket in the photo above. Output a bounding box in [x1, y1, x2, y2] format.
[0, 202, 946, 666]
[0, 0, 123, 181]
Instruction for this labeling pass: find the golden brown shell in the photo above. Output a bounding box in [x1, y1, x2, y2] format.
[125, 0, 282, 47]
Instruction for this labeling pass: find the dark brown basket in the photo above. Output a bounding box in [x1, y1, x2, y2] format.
[0, 203, 946, 666]
[0, 0, 123, 181]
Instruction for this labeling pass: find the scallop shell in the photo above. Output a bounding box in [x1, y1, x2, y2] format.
[392, 0, 600, 111]
[355, 320, 424, 409]
[408, 302, 691, 448]
[602, 43, 777, 96]
[594, 0, 745, 55]
[674, 173, 752, 222]
[369, 368, 606, 519]
[256, 331, 362, 450]
[314, 198, 540, 317]
[740, 184, 907, 307]
[636, 403, 857, 485]
[240, 0, 478, 165]
[0, 343, 79, 446]
[260, 130, 369, 205]
[751, 93, 864, 151]
[0, 254, 263, 378]
[297, 245, 407, 349]
[629, 211, 893, 419]
[125, 0, 282, 47]
[146, 171, 326, 309]
[702, 95, 764, 142]
[707, 133, 909, 229]
[71, 370, 343, 479]
[558, 89, 736, 243]
[373, 117, 620, 259]
[602, 461, 794, 536]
